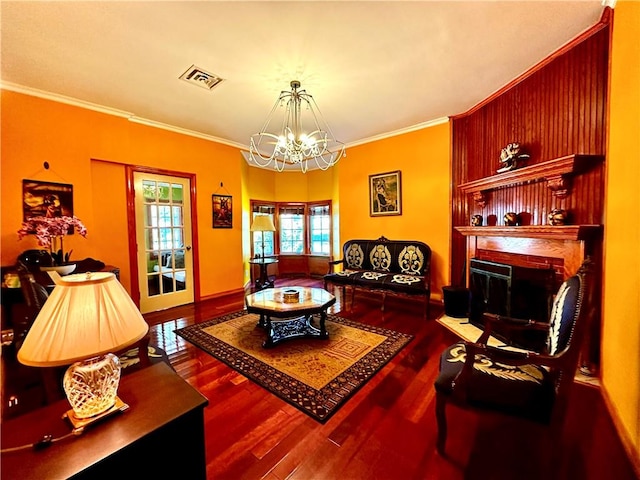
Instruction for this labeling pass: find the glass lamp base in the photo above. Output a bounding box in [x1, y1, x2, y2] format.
[63, 353, 122, 420]
[63, 396, 129, 434]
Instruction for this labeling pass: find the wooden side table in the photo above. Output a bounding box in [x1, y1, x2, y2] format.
[1, 362, 209, 479]
[249, 257, 278, 291]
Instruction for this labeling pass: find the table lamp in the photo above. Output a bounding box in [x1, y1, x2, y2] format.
[250, 214, 276, 258]
[17, 271, 149, 433]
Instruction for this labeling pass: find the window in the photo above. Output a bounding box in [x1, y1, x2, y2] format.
[251, 204, 275, 257]
[309, 204, 330, 255]
[250, 200, 332, 257]
[279, 205, 305, 254]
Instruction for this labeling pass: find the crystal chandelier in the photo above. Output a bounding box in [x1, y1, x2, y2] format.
[249, 80, 345, 173]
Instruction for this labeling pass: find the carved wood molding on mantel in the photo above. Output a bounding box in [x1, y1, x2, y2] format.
[458, 154, 604, 207]
[455, 225, 603, 241]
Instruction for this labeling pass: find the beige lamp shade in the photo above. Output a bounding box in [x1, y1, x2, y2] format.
[250, 214, 276, 232]
[18, 271, 149, 367]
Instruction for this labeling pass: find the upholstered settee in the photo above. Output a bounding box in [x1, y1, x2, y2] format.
[324, 236, 432, 318]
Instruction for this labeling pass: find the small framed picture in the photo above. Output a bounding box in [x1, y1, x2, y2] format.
[22, 179, 74, 222]
[369, 170, 402, 216]
[212, 194, 232, 228]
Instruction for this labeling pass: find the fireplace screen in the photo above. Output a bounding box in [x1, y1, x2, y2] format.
[469, 258, 556, 350]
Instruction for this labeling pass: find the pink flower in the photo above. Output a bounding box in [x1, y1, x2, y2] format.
[18, 216, 87, 264]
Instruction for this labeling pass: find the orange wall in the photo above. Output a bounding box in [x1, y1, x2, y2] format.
[1, 91, 244, 297]
[246, 164, 277, 202]
[603, 1, 640, 462]
[337, 122, 452, 298]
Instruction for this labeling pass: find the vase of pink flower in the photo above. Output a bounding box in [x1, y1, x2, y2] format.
[18, 216, 87, 268]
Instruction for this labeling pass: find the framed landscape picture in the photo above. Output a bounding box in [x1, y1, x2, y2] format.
[369, 170, 402, 216]
[212, 194, 232, 228]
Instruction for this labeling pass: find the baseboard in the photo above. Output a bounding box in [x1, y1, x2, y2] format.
[601, 383, 640, 478]
[200, 286, 246, 303]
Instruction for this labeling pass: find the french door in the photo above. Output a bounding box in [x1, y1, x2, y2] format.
[133, 172, 194, 313]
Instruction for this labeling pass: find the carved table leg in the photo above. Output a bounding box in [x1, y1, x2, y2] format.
[319, 310, 328, 339]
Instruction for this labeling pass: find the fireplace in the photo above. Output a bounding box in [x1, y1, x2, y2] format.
[469, 258, 556, 350]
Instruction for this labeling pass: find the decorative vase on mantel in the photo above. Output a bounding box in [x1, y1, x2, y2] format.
[548, 209, 567, 226]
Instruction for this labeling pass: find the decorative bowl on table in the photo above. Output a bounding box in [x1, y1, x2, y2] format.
[40, 264, 77, 276]
[282, 289, 300, 303]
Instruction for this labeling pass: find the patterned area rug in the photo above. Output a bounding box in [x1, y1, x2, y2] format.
[175, 310, 413, 422]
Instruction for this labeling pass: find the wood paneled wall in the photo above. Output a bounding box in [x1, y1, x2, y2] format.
[450, 10, 611, 283]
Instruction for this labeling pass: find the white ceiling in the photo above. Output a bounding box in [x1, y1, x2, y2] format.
[1, 1, 606, 154]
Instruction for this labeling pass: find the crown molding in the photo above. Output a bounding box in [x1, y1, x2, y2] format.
[0, 82, 245, 150]
[127, 117, 245, 149]
[1, 81, 133, 118]
[345, 117, 449, 149]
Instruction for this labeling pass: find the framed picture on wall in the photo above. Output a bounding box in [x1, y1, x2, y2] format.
[369, 170, 402, 216]
[22, 179, 74, 225]
[212, 194, 232, 228]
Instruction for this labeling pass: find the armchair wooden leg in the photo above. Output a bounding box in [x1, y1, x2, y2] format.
[435, 392, 448, 455]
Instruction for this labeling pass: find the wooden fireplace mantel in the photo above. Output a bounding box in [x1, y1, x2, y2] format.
[458, 154, 604, 207]
[455, 225, 603, 241]
[455, 224, 603, 280]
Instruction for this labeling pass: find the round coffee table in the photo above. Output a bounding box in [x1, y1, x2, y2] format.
[244, 286, 336, 348]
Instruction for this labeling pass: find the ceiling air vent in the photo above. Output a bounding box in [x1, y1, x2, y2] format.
[179, 65, 224, 90]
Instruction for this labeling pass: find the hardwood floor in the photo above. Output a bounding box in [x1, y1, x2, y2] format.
[147, 278, 637, 479]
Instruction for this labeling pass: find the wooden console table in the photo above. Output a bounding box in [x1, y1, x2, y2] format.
[1, 362, 209, 479]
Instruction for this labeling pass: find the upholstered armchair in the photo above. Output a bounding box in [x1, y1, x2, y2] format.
[434, 259, 593, 457]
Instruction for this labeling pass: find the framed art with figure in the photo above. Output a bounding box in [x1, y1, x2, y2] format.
[22, 179, 74, 223]
[212, 194, 232, 228]
[369, 171, 401, 216]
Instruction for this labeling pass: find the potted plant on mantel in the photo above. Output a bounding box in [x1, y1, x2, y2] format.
[17, 216, 87, 275]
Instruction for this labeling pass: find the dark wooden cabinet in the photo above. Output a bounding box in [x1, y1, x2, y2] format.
[1, 362, 209, 479]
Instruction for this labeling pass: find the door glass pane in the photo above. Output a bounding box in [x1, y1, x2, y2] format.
[162, 273, 175, 293]
[159, 228, 171, 249]
[158, 182, 171, 203]
[142, 180, 156, 200]
[145, 251, 159, 274]
[144, 228, 159, 250]
[144, 204, 158, 228]
[173, 249, 185, 268]
[172, 206, 183, 226]
[172, 228, 183, 248]
[147, 274, 160, 297]
[158, 206, 171, 226]
[171, 184, 183, 204]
